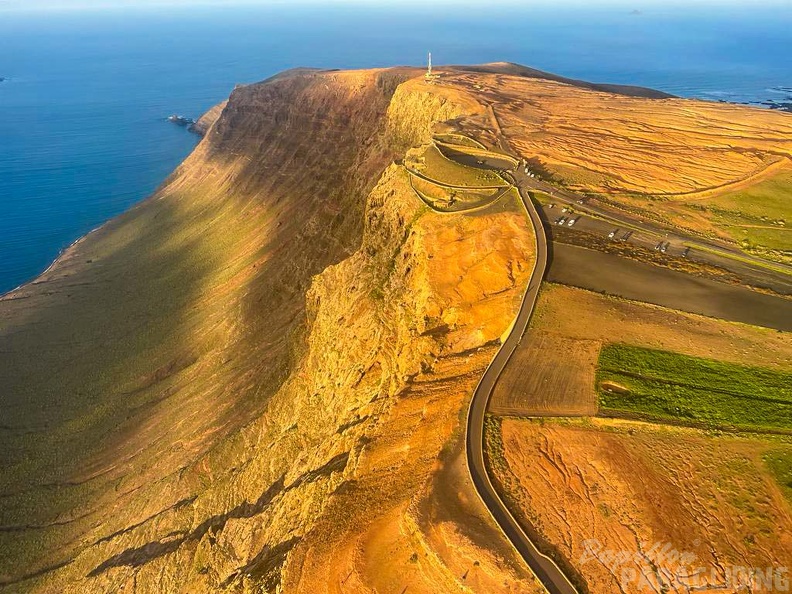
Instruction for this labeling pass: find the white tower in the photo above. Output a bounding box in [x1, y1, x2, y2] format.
[427, 52, 432, 77]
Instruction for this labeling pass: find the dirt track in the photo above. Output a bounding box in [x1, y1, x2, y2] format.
[548, 243, 792, 331]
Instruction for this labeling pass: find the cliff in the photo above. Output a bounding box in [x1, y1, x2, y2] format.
[0, 67, 537, 593]
[188, 100, 227, 136]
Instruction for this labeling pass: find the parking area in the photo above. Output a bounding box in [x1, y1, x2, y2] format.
[540, 201, 695, 259]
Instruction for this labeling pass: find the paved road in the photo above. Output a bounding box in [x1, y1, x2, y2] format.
[523, 175, 792, 291]
[465, 166, 579, 594]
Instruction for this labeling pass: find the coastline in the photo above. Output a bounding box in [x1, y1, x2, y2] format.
[0, 223, 107, 300]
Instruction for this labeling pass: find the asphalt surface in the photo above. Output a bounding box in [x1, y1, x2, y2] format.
[465, 166, 579, 594]
[524, 175, 792, 294]
[548, 243, 792, 331]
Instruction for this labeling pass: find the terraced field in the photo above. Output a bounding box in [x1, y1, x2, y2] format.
[489, 332, 598, 416]
[487, 284, 792, 593]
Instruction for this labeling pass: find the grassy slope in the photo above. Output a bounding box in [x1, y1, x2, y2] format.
[686, 170, 792, 252]
[407, 144, 504, 187]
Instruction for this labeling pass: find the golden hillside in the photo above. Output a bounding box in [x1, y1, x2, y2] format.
[0, 67, 539, 593]
[442, 68, 792, 254]
[1, 64, 791, 593]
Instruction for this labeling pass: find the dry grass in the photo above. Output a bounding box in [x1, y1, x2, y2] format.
[452, 73, 792, 198]
[496, 418, 792, 594]
[406, 144, 505, 188]
[490, 332, 599, 416]
[438, 71, 792, 253]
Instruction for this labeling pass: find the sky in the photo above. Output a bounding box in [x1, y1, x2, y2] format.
[2, 0, 790, 10]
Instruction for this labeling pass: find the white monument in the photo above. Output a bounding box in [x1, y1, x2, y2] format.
[425, 52, 439, 83]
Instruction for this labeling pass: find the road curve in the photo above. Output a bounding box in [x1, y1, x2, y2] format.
[465, 166, 579, 594]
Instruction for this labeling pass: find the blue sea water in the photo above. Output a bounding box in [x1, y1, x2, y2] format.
[1, 2, 790, 294]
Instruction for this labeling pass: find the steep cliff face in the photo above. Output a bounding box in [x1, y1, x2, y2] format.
[189, 99, 227, 135]
[0, 67, 536, 593]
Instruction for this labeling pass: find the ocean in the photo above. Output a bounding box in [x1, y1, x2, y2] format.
[1, 2, 790, 294]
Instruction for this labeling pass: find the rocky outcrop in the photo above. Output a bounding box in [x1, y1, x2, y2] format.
[0, 67, 535, 593]
[188, 100, 227, 136]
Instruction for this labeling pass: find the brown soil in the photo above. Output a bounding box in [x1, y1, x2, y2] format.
[547, 244, 792, 331]
[490, 332, 599, 416]
[497, 418, 792, 594]
[533, 283, 792, 370]
[492, 282, 792, 417]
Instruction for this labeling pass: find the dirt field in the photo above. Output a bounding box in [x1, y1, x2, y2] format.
[488, 281, 792, 592]
[489, 283, 792, 416]
[489, 332, 599, 416]
[533, 283, 792, 370]
[493, 418, 792, 594]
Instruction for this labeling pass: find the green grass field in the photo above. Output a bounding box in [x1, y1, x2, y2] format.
[701, 171, 792, 223]
[764, 450, 792, 500]
[433, 132, 485, 149]
[596, 344, 792, 432]
[684, 170, 792, 253]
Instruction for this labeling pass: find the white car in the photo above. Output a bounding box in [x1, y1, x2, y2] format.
[567, 218, 577, 226]
[608, 228, 619, 238]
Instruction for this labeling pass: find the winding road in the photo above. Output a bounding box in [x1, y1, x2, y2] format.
[465, 164, 579, 594]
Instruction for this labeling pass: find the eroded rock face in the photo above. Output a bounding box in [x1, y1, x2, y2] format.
[1, 67, 536, 593]
[188, 100, 227, 136]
